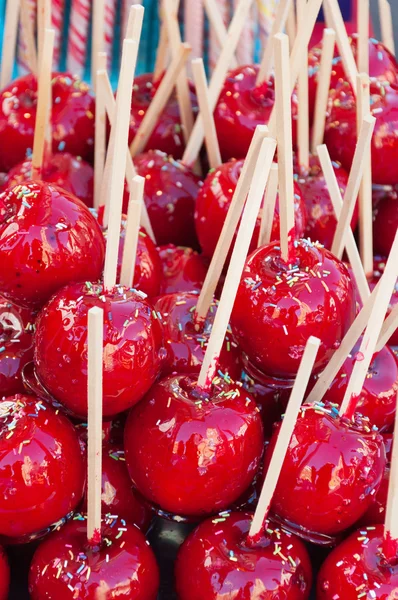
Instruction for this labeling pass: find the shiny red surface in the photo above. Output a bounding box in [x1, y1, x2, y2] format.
[128, 73, 197, 159]
[214, 65, 298, 161]
[0, 394, 85, 542]
[158, 244, 208, 294]
[134, 150, 201, 247]
[0, 181, 105, 309]
[265, 404, 386, 539]
[34, 283, 165, 418]
[176, 512, 312, 600]
[323, 339, 398, 432]
[231, 239, 356, 378]
[153, 292, 242, 379]
[324, 80, 398, 185]
[124, 374, 264, 518]
[373, 187, 398, 257]
[0, 73, 95, 172]
[0, 546, 9, 600]
[0, 295, 35, 395]
[317, 525, 398, 599]
[6, 153, 94, 208]
[29, 516, 159, 600]
[195, 159, 307, 260]
[370, 257, 398, 347]
[359, 465, 389, 527]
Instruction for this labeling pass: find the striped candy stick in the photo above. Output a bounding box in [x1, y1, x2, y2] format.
[209, 0, 230, 73]
[184, 0, 204, 60]
[235, 0, 256, 64]
[67, 0, 91, 78]
[257, 0, 278, 56]
[51, 0, 65, 69]
[104, 0, 117, 72]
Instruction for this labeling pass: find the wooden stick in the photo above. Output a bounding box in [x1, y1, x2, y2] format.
[311, 28, 336, 153]
[296, 0, 309, 170]
[103, 39, 139, 291]
[154, 20, 169, 81]
[94, 52, 108, 210]
[194, 125, 269, 323]
[384, 389, 398, 547]
[37, 0, 51, 70]
[357, 0, 369, 75]
[339, 230, 398, 418]
[182, 0, 255, 167]
[203, 0, 238, 69]
[191, 58, 222, 170]
[258, 163, 279, 248]
[323, 0, 358, 92]
[379, 0, 395, 56]
[286, 0, 296, 50]
[31, 28, 54, 181]
[0, 0, 21, 88]
[91, 0, 105, 89]
[120, 176, 144, 288]
[356, 73, 373, 277]
[248, 336, 321, 541]
[331, 115, 376, 259]
[87, 306, 103, 545]
[20, 0, 38, 75]
[126, 4, 145, 39]
[256, 0, 292, 85]
[197, 136, 277, 390]
[274, 33, 295, 263]
[376, 303, 398, 353]
[317, 144, 370, 306]
[130, 43, 191, 158]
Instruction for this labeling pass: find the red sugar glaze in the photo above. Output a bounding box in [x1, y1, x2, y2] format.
[34, 283, 165, 419]
[0, 394, 85, 543]
[373, 187, 398, 257]
[359, 464, 389, 527]
[231, 239, 356, 378]
[158, 244, 208, 294]
[0, 73, 95, 172]
[0, 181, 105, 309]
[370, 257, 398, 347]
[176, 512, 312, 600]
[124, 374, 264, 518]
[29, 515, 159, 600]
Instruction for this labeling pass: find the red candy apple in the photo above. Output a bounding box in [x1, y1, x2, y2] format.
[214, 65, 298, 161]
[176, 512, 312, 600]
[195, 158, 307, 260]
[370, 257, 398, 347]
[0, 73, 95, 172]
[359, 465, 389, 527]
[34, 283, 165, 418]
[158, 244, 208, 294]
[29, 514, 159, 600]
[0, 181, 105, 309]
[373, 187, 398, 257]
[0, 394, 85, 543]
[231, 239, 356, 378]
[124, 374, 264, 518]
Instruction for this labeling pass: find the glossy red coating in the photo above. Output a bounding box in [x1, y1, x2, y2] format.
[6, 153, 94, 208]
[214, 65, 298, 161]
[359, 465, 389, 527]
[373, 187, 398, 257]
[124, 374, 264, 518]
[317, 525, 398, 599]
[34, 283, 165, 418]
[153, 291, 242, 379]
[370, 257, 398, 347]
[231, 239, 356, 378]
[195, 158, 307, 260]
[0, 73, 95, 172]
[158, 244, 208, 294]
[176, 511, 312, 600]
[0, 181, 105, 309]
[134, 150, 201, 247]
[29, 515, 159, 600]
[0, 295, 35, 395]
[0, 546, 9, 600]
[128, 73, 197, 159]
[323, 339, 398, 432]
[0, 394, 85, 542]
[264, 404, 386, 540]
[324, 80, 398, 185]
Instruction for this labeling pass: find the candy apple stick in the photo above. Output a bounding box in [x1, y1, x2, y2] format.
[31, 28, 55, 181]
[87, 306, 103, 545]
[20, 0, 38, 75]
[323, 0, 358, 92]
[357, 0, 369, 75]
[37, 0, 51, 70]
[203, 0, 238, 69]
[191, 58, 222, 170]
[356, 73, 373, 276]
[286, 0, 296, 50]
[376, 303, 398, 353]
[94, 52, 107, 210]
[0, 0, 21, 88]
[103, 38, 139, 291]
[296, 0, 309, 170]
[379, 0, 395, 55]
[248, 336, 321, 542]
[331, 115, 376, 260]
[384, 389, 398, 556]
[91, 0, 105, 88]
[154, 20, 169, 81]
[197, 136, 277, 390]
[182, 0, 255, 167]
[339, 230, 398, 418]
[317, 144, 370, 305]
[195, 125, 269, 323]
[311, 28, 336, 153]
[258, 163, 278, 247]
[130, 43, 191, 158]
[274, 33, 295, 263]
[256, 0, 292, 85]
[120, 176, 144, 288]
